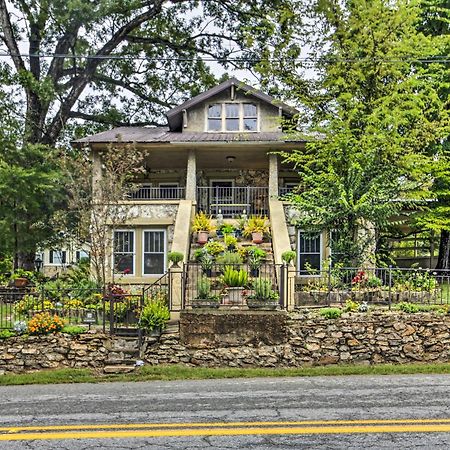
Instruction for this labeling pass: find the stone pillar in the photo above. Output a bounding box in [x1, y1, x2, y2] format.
[268, 153, 279, 198]
[169, 266, 183, 312]
[185, 149, 197, 202]
[287, 269, 296, 311]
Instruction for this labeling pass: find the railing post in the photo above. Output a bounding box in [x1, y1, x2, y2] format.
[279, 263, 286, 309]
[169, 264, 183, 312]
[327, 264, 332, 306]
[388, 265, 392, 310]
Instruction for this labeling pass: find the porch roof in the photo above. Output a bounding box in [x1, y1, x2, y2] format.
[72, 127, 307, 146]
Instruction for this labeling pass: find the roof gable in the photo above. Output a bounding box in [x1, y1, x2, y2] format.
[166, 77, 298, 131]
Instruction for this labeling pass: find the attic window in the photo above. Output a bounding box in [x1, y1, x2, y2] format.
[207, 103, 258, 132]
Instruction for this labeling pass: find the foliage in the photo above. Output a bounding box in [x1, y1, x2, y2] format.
[61, 325, 87, 335]
[281, 250, 296, 264]
[204, 241, 226, 257]
[139, 299, 170, 332]
[393, 270, 438, 292]
[250, 278, 279, 301]
[13, 321, 28, 334]
[200, 254, 214, 272]
[243, 216, 270, 237]
[14, 295, 54, 316]
[224, 234, 238, 249]
[351, 271, 383, 290]
[168, 252, 184, 265]
[0, 330, 15, 340]
[344, 299, 360, 313]
[221, 267, 248, 287]
[216, 251, 243, 266]
[219, 224, 236, 235]
[27, 313, 65, 335]
[247, 246, 266, 269]
[195, 277, 219, 301]
[319, 308, 342, 319]
[192, 212, 215, 233]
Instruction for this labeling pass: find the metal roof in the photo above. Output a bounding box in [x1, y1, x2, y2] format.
[72, 127, 305, 145]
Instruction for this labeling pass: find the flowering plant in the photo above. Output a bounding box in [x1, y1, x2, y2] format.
[13, 320, 27, 334]
[27, 313, 65, 335]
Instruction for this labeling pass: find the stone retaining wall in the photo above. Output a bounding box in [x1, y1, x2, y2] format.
[1, 311, 450, 373]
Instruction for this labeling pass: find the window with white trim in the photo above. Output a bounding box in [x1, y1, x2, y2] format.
[298, 231, 322, 273]
[143, 230, 166, 275]
[49, 250, 66, 265]
[113, 230, 134, 275]
[207, 102, 258, 132]
[75, 250, 89, 263]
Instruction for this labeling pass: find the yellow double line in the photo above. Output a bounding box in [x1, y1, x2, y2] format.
[1, 419, 450, 441]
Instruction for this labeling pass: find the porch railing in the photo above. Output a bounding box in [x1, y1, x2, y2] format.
[128, 186, 185, 200]
[197, 186, 269, 218]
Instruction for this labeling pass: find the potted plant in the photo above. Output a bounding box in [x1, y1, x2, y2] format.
[281, 250, 296, 265]
[139, 298, 170, 337]
[221, 266, 248, 304]
[168, 251, 184, 267]
[243, 216, 269, 244]
[200, 254, 214, 277]
[224, 234, 238, 251]
[246, 278, 279, 309]
[217, 223, 236, 238]
[192, 276, 220, 308]
[192, 212, 214, 245]
[247, 246, 267, 277]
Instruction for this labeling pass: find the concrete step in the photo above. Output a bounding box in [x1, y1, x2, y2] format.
[103, 365, 136, 374]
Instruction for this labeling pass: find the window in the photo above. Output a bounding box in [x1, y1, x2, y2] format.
[207, 104, 222, 131]
[49, 250, 66, 265]
[143, 230, 166, 275]
[243, 103, 257, 131]
[298, 231, 322, 274]
[207, 103, 258, 132]
[113, 230, 134, 275]
[75, 250, 89, 263]
[225, 104, 239, 131]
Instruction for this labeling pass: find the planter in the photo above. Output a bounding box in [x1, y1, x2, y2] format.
[191, 299, 220, 309]
[147, 327, 162, 338]
[226, 287, 245, 304]
[351, 289, 380, 303]
[251, 232, 263, 244]
[13, 278, 29, 288]
[250, 267, 260, 277]
[202, 268, 213, 277]
[197, 231, 209, 245]
[247, 300, 279, 310]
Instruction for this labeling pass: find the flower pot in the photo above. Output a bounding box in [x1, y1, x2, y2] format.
[226, 287, 244, 304]
[247, 300, 279, 310]
[202, 268, 212, 277]
[251, 232, 263, 244]
[197, 231, 209, 245]
[191, 300, 220, 309]
[147, 327, 162, 337]
[13, 278, 29, 288]
[250, 267, 260, 277]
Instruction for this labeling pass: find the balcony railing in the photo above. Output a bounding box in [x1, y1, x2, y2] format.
[128, 186, 185, 200]
[197, 186, 269, 218]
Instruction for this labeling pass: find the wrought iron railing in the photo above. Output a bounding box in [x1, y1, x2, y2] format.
[197, 186, 269, 218]
[129, 186, 185, 200]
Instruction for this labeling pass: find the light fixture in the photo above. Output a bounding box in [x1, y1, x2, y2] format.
[226, 155, 236, 163]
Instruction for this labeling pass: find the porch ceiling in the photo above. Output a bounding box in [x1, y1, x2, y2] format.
[195, 147, 271, 170]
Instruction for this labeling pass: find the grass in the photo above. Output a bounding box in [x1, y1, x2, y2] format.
[2, 363, 450, 386]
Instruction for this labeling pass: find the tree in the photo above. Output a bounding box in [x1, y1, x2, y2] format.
[272, 0, 449, 265]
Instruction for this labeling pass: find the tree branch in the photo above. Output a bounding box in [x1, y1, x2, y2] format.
[68, 111, 163, 128]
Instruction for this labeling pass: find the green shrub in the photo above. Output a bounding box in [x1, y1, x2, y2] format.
[0, 330, 15, 340]
[139, 299, 170, 332]
[281, 250, 296, 264]
[168, 252, 184, 264]
[344, 299, 360, 312]
[221, 267, 248, 287]
[216, 251, 243, 265]
[61, 325, 86, 335]
[397, 302, 420, 313]
[251, 278, 279, 301]
[320, 308, 342, 319]
[14, 295, 54, 316]
[204, 241, 226, 256]
[224, 234, 238, 249]
[396, 302, 446, 314]
[197, 276, 212, 299]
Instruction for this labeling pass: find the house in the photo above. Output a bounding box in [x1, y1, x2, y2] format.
[73, 78, 335, 295]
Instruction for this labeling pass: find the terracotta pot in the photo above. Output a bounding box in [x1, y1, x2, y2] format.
[13, 278, 29, 288]
[251, 232, 263, 244]
[197, 231, 209, 245]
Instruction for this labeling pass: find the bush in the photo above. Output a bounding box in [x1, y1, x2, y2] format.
[197, 276, 212, 299]
[281, 250, 296, 264]
[0, 330, 15, 340]
[139, 299, 170, 332]
[319, 308, 342, 319]
[251, 278, 279, 301]
[204, 241, 226, 256]
[221, 267, 248, 287]
[61, 325, 86, 335]
[397, 302, 420, 313]
[216, 251, 243, 265]
[27, 313, 65, 335]
[14, 295, 54, 316]
[192, 212, 214, 233]
[344, 299, 359, 312]
[168, 252, 184, 265]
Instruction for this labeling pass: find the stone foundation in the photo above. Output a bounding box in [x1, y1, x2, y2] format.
[1, 311, 450, 373]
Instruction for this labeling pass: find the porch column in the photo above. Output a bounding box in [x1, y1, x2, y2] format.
[185, 149, 197, 202]
[268, 153, 279, 198]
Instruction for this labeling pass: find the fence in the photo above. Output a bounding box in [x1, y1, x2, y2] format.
[197, 187, 269, 218]
[183, 262, 281, 309]
[290, 266, 450, 308]
[129, 186, 185, 200]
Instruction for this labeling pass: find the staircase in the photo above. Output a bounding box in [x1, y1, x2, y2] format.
[103, 336, 141, 374]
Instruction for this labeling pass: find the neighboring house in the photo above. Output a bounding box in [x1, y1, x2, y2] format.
[72, 78, 335, 285]
[39, 247, 89, 277]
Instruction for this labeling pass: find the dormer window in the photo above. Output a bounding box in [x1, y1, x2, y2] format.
[207, 103, 258, 132]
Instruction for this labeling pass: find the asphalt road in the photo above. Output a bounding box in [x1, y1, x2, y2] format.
[1, 373, 450, 449]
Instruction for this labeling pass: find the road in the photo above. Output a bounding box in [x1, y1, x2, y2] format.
[1, 373, 450, 449]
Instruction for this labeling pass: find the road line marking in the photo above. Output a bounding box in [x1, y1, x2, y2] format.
[2, 418, 450, 433]
[2, 424, 450, 441]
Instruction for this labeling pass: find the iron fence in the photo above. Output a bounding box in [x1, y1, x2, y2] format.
[197, 186, 269, 218]
[183, 262, 281, 309]
[290, 266, 450, 308]
[129, 186, 185, 200]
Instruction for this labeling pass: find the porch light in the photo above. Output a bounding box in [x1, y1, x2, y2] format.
[226, 155, 236, 163]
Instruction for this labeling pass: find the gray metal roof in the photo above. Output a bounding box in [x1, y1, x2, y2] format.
[166, 77, 299, 131]
[72, 127, 305, 145]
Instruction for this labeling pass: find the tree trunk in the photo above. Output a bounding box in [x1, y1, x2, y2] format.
[436, 230, 450, 270]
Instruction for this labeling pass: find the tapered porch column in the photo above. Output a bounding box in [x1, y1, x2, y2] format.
[268, 153, 279, 198]
[185, 149, 197, 202]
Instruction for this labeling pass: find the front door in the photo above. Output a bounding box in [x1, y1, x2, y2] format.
[210, 180, 234, 216]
